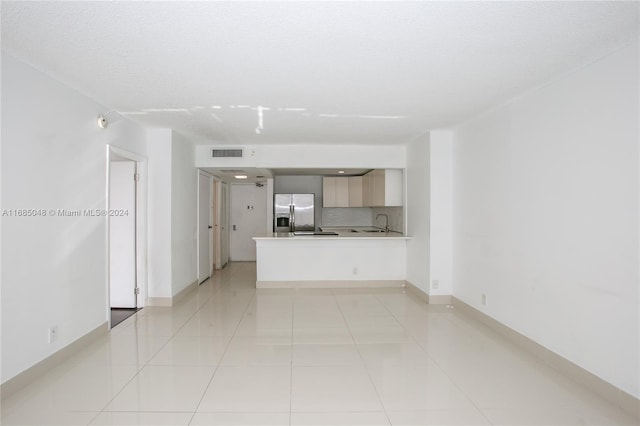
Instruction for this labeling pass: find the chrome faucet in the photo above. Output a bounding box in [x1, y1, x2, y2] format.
[376, 213, 390, 232]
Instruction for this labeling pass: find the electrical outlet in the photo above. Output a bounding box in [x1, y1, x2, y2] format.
[352, 267, 358, 275]
[432, 280, 440, 290]
[481, 294, 487, 306]
[48, 326, 58, 343]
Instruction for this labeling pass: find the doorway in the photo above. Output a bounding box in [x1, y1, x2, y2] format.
[230, 183, 268, 261]
[107, 146, 147, 328]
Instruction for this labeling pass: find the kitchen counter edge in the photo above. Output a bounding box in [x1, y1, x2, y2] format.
[253, 232, 411, 240]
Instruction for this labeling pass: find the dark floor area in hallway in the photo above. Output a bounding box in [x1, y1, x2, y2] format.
[110, 307, 141, 327]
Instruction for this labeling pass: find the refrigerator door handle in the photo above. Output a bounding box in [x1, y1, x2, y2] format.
[290, 205, 295, 231]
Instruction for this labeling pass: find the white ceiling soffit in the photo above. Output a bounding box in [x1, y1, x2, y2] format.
[2, 2, 638, 145]
[269, 168, 372, 177]
[201, 167, 369, 182]
[201, 167, 272, 184]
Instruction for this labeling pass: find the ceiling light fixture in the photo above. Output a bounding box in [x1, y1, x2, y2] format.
[235, 175, 248, 179]
[338, 170, 345, 174]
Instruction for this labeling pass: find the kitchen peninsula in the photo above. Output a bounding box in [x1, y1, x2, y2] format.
[253, 229, 411, 288]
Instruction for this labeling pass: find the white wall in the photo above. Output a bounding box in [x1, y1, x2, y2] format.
[147, 129, 173, 299]
[405, 133, 430, 292]
[429, 131, 453, 296]
[453, 43, 639, 397]
[171, 132, 198, 296]
[147, 130, 198, 299]
[0, 54, 147, 383]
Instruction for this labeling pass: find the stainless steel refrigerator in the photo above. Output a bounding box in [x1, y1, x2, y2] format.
[274, 194, 315, 232]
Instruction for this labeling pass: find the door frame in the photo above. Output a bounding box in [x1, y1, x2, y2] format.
[109, 160, 137, 308]
[106, 145, 147, 329]
[197, 170, 215, 283]
[218, 181, 230, 268]
[212, 178, 221, 270]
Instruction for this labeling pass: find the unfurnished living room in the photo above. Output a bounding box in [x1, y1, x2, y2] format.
[1, 1, 638, 425]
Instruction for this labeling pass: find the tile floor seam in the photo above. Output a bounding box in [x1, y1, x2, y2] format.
[439, 309, 614, 416]
[189, 282, 257, 422]
[95, 281, 216, 421]
[407, 312, 493, 424]
[4, 263, 637, 425]
[289, 292, 295, 426]
[371, 292, 502, 424]
[460, 311, 622, 416]
[105, 273, 249, 423]
[332, 289, 392, 425]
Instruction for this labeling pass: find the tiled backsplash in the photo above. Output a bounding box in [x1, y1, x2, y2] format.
[322, 208, 374, 227]
[321, 206, 404, 232]
[372, 206, 404, 233]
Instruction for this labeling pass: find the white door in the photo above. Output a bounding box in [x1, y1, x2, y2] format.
[109, 161, 136, 308]
[230, 184, 268, 261]
[220, 182, 230, 267]
[198, 172, 212, 283]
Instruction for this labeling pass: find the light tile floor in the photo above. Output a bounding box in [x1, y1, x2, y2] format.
[1, 262, 637, 425]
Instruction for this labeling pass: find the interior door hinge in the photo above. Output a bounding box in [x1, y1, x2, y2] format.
[134, 173, 140, 181]
[135, 287, 140, 295]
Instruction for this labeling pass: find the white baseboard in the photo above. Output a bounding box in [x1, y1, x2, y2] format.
[404, 280, 452, 305]
[147, 280, 198, 306]
[256, 280, 405, 289]
[452, 297, 640, 419]
[1, 322, 108, 401]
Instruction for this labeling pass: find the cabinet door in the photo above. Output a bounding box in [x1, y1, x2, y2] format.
[384, 169, 403, 206]
[362, 173, 371, 206]
[348, 176, 363, 207]
[371, 169, 385, 207]
[335, 178, 349, 207]
[323, 177, 336, 207]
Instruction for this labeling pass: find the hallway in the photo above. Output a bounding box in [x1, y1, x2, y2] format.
[1, 262, 635, 425]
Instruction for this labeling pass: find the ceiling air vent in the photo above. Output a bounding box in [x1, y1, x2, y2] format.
[212, 148, 243, 158]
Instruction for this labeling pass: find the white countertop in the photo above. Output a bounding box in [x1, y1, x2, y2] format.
[253, 228, 411, 240]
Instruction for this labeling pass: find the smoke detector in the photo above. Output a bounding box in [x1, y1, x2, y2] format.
[97, 115, 109, 129]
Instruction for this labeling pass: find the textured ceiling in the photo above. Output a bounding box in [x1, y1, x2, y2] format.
[2, 1, 638, 145]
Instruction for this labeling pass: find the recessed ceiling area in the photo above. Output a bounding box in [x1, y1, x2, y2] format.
[200, 168, 272, 184]
[269, 168, 372, 177]
[201, 167, 374, 183]
[2, 2, 637, 145]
